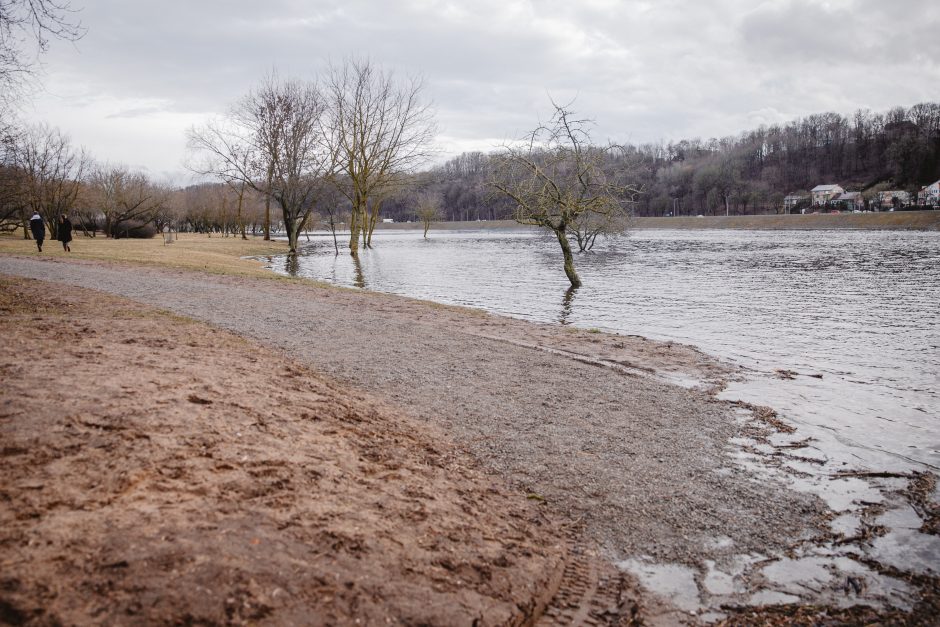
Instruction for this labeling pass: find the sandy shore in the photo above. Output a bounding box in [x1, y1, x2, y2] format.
[2, 255, 937, 624]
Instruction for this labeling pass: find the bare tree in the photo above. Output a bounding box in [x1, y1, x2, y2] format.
[0, 163, 27, 233]
[0, 130, 28, 233]
[226, 179, 248, 239]
[312, 183, 347, 255]
[324, 56, 436, 255]
[86, 164, 167, 237]
[1, 0, 85, 113]
[188, 74, 330, 253]
[415, 190, 441, 238]
[491, 102, 636, 288]
[12, 122, 86, 238]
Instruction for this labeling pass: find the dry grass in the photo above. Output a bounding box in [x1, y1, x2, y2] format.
[0, 232, 290, 277]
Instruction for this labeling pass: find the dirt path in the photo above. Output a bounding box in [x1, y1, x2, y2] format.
[0, 257, 827, 619]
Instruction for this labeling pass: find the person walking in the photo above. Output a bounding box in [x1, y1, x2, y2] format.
[29, 213, 45, 252]
[59, 214, 73, 252]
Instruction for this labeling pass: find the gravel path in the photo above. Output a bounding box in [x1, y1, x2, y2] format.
[1, 256, 824, 567]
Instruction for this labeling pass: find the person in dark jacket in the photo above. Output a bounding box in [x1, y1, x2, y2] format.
[29, 213, 45, 252]
[59, 214, 73, 252]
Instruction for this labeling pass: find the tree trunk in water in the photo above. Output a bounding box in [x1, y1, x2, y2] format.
[366, 218, 375, 247]
[348, 201, 361, 256]
[554, 227, 581, 288]
[285, 217, 299, 253]
[366, 198, 381, 248]
[329, 215, 339, 255]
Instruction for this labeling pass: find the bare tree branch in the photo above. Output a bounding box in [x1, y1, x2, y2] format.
[490, 101, 638, 287]
[324, 56, 436, 254]
[188, 74, 331, 253]
[0, 0, 85, 110]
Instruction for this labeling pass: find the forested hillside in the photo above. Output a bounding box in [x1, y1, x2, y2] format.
[384, 102, 940, 221]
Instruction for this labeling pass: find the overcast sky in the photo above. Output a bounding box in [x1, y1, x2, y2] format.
[23, 0, 940, 184]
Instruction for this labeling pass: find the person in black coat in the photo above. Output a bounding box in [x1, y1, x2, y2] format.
[59, 214, 73, 252]
[29, 213, 45, 252]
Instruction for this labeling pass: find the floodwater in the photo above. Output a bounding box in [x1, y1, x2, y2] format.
[266, 227, 940, 616]
[270, 228, 939, 474]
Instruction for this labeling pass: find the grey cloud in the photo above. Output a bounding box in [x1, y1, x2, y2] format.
[739, 0, 940, 67]
[105, 105, 166, 119]
[27, 0, 940, 174]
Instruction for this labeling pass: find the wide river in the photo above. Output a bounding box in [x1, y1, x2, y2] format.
[267, 228, 939, 475]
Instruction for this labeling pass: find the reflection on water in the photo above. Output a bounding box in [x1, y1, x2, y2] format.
[284, 254, 300, 277]
[559, 286, 578, 325]
[351, 255, 366, 289]
[267, 228, 940, 473]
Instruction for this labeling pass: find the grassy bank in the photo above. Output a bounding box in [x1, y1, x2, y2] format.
[375, 210, 940, 232]
[0, 232, 289, 277]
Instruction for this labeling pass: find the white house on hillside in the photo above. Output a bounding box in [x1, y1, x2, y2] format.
[918, 181, 940, 207]
[811, 184, 844, 205]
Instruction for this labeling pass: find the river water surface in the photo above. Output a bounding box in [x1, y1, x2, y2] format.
[270, 227, 939, 475]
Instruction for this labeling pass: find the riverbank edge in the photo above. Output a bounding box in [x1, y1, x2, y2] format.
[374, 210, 940, 232]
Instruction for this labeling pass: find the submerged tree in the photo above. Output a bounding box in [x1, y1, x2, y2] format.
[324, 56, 436, 256]
[491, 102, 637, 287]
[415, 190, 441, 238]
[188, 74, 330, 253]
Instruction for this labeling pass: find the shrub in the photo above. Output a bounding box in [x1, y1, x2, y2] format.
[111, 221, 157, 239]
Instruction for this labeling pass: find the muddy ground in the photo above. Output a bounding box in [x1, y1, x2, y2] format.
[0, 277, 610, 625]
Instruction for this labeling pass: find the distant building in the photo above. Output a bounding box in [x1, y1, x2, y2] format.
[382, 218, 394, 223]
[917, 181, 940, 207]
[877, 191, 911, 210]
[829, 191, 864, 212]
[783, 193, 809, 213]
[811, 184, 844, 206]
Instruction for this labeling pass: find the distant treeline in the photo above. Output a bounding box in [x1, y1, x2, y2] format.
[381, 102, 940, 221]
[6, 102, 939, 239]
